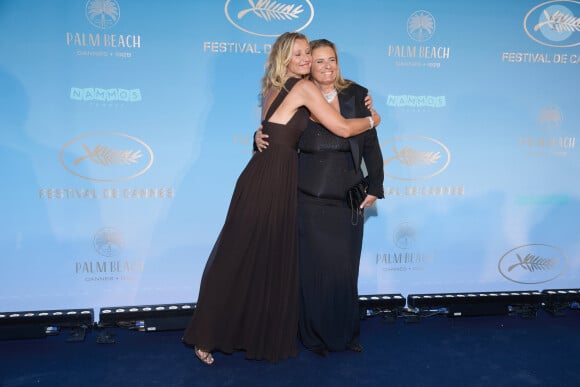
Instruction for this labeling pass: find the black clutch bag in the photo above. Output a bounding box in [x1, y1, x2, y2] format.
[346, 178, 369, 210]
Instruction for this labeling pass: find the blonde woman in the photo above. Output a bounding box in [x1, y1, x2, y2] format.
[182, 32, 380, 364]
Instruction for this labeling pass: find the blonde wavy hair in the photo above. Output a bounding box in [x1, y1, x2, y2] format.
[309, 39, 352, 92]
[261, 32, 309, 101]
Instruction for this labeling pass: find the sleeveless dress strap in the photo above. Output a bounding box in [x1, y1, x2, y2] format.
[264, 78, 300, 121]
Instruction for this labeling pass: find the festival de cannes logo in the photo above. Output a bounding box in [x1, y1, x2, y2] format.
[86, 0, 121, 29]
[407, 10, 436, 42]
[524, 1, 579, 47]
[225, 0, 314, 37]
[94, 227, 123, 257]
[498, 244, 568, 284]
[382, 136, 450, 181]
[60, 132, 154, 182]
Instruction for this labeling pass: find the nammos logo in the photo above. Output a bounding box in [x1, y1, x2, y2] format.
[524, 1, 579, 48]
[225, 0, 314, 37]
[499, 244, 568, 284]
[60, 132, 154, 182]
[70, 87, 142, 103]
[382, 135, 450, 181]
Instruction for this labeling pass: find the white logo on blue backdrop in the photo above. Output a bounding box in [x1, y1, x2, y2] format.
[407, 10, 435, 42]
[524, 1, 579, 47]
[1, 0, 578, 316]
[85, 0, 121, 29]
[225, 0, 314, 36]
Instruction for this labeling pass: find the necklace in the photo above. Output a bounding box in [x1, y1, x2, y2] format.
[323, 88, 337, 103]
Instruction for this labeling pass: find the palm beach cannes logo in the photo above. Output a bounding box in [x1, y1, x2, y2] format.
[376, 221, 433, 271]
[519, 106, 575, 156]
[225, 0, 314, 37]
[499, 244, 568, 284]
[407, 10, 435, 42]
[94, 227, 123, 257]
[382, 136, 450, 181]
[394, 222, 416, 249]
[86, 0, 121, 29]
[538, 106, 564, 131]
[60, 132, 154, 182]
[67, 0, 140, 57]
[388, 10, 449, 68]
[524, 1, 579, 48]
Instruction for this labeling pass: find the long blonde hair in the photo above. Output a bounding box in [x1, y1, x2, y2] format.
[309, 39, 352, 92]
[261, 32, 309, 102]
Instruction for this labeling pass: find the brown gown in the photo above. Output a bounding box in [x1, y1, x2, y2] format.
[182, 77, 308, 362]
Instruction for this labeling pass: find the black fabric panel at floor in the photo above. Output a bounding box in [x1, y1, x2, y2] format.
[0, 310, 579, 387]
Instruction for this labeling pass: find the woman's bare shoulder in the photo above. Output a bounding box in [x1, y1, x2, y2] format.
[294, 78, 314, 88]
[291, 79, 318, 97]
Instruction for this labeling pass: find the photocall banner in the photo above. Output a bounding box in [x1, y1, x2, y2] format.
[0, 0, 578, 315]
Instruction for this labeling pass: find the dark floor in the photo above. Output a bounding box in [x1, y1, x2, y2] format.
[1, 309, 579, 387]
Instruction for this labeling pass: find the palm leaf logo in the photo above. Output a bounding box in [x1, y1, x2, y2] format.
[534, 9, 580, 33]
[237, 0, 304, 21]
[408, 11, 435, 42]
[87, 0, 120, 29]
[384, 146, 441, 167]
[507, 253, 557, 273]
[74, 144, 142, 166]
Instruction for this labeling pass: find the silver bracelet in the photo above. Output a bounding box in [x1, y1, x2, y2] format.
[367, 116, 374, 129]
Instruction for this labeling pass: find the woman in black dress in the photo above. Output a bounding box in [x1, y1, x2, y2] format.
[183, 33, 380, 365]
[297, 39, 384, 355]
[256, 39, 384, 355]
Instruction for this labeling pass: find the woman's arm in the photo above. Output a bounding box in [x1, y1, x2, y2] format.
[354, 84, 384, 199]
[296, 80, 380, 138]
[362, 129, 385, 199]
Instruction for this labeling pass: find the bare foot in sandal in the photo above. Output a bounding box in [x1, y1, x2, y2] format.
[195, 347, 214, 365]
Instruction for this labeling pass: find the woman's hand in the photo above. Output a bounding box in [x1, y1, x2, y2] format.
[360, 194, 377, 209]
[364, 94, 373, 111]
[254, 126, 269, 152]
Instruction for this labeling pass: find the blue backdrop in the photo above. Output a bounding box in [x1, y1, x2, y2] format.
[0, 0, 578, 316]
